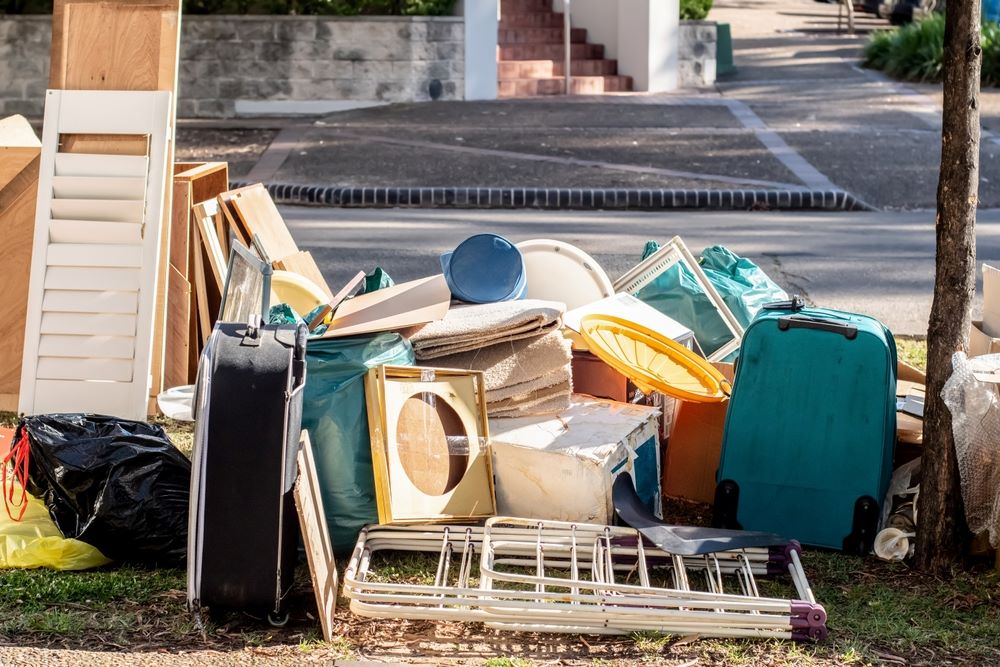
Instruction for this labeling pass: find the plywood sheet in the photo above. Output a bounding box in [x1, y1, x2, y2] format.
[52, 1, 180, 91]
[164, 264, 191, 389]
[294, 431, 337, 642]
[273, 251, 332, 299]
[228, 184, 299, 263]
[0, 162, 39, 400]
[320, 275, 451, 339]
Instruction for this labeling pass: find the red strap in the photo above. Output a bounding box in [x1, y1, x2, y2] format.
[2, 424, 30, 522]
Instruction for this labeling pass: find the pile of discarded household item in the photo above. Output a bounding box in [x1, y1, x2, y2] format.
[7, 0, 997, 648]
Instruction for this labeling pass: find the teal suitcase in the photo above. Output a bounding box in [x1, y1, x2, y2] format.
[713, 298, 896, 553]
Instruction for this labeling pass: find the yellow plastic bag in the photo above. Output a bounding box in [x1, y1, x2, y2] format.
[1, 477, 111, 571]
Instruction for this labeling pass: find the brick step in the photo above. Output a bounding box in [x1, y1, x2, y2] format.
[498, 75, 633, 97]
[500, 0, 552, 12]
[498, 27, 587, 45]
[498, 58, 619, 78]
[500, 12, 565, 28]
[499, 42, 605, 60]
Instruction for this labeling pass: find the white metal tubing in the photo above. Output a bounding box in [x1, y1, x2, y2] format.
[346, 521, 825, 641]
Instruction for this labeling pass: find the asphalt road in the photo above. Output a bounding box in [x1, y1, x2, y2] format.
[280, 206, 1000, 337]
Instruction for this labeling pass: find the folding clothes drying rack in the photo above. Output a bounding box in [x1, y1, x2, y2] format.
[344, 519, 827, 642]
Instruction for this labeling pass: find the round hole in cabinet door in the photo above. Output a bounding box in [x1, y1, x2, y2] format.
[395, 392, 470, 496]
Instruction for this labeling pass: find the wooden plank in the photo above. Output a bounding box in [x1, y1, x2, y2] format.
[191, 236, 213, 347]
[273, 251, 333, 300]
[55, 2, 178, 91]
[170, 175, 191, 276]
[163, 264, 190, 388]
[60, 134, 149, 157]
[228, 184, 299, 262]
[294, 431, 337, 643]
[192, 200, 227, 292]
[217, 186, 253, 249]
[0, 160, 38, 402]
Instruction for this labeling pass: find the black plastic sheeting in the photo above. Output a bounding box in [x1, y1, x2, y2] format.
[14, 414, 191, 566]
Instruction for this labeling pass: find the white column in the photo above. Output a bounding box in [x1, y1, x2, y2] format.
[456, 0, 498, 100]
[617, 0, 679, 92]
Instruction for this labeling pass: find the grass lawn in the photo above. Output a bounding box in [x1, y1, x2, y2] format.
[3, 339, 1000, 665]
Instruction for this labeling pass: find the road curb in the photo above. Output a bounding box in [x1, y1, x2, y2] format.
[232, 182, 875, 212]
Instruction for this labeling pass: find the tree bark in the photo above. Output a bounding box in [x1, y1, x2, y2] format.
[915, 0, 982, 574]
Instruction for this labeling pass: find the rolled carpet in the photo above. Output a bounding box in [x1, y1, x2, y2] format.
[407, 299, 564, 360]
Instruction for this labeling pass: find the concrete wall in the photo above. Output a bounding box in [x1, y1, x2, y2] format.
[0, 14, 467, 118]
[679, 21, 717, 87]
[553, 0, 680, 92]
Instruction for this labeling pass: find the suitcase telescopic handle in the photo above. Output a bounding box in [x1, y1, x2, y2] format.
[763, 295, 805, 311]
[778, 315, 858, 340]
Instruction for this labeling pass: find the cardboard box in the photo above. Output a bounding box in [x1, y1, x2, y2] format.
[662, 362, 735, 505]
[489, 396, 661, 524]
[971, 264, 1000, 357]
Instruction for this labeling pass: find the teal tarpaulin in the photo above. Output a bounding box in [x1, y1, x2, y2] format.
[302, 333, 414, 552]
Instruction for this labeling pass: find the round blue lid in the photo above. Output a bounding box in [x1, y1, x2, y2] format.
[440, 234, 526, 304]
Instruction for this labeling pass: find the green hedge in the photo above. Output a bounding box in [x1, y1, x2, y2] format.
[680, 0, 712, 20]
[864, 15, 1000, 87]
[1, 0, 454, 14]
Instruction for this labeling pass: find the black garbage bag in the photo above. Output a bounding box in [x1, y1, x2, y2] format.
[11, 414, 191, 566]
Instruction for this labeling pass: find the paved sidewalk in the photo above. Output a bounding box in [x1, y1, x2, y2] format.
[175, 0, 1000, 210]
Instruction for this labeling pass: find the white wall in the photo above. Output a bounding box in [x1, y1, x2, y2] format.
[554, 0, 619, 59]
[553, 0, 679, 92]
[456, 0, 499, 100]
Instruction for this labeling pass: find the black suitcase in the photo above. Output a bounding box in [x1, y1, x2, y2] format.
[187, 320, 308, 624]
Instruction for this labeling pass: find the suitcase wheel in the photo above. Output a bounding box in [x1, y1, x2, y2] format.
[842, 495, 880, 555]
[268, 610, 290, 627]
[712, 479, 742, 530]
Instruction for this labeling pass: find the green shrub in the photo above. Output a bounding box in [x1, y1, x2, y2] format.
[680, 0, 712, 21]
[2, 0, 454, 14]
[864, 15, 1000, 87]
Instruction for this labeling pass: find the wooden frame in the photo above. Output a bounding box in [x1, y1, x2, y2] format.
[19, 90, 172, 420]
[365, 366, 495, 524]
[613, 236, 744, 362]
[294, 431, 337, 642]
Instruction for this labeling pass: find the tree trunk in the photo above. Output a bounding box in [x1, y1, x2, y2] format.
[915, 0, 982, 573]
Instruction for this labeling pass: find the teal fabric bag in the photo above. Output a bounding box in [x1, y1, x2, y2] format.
[302, 333, 414, 552]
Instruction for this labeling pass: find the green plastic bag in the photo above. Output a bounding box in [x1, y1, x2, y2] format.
[699, 245, 787, 329]
[632, 260, 735, 358]
[302, 333, 414, 552]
